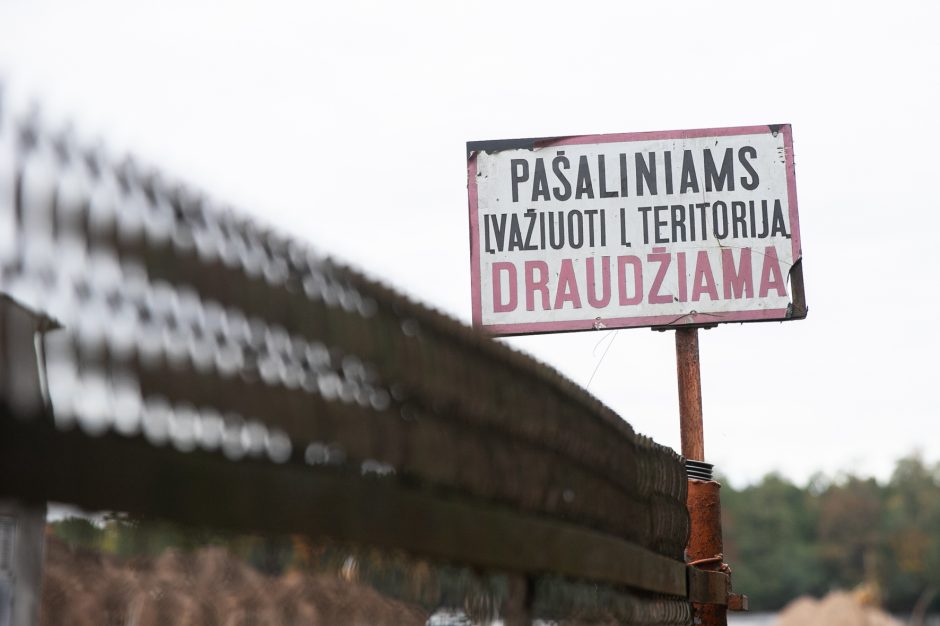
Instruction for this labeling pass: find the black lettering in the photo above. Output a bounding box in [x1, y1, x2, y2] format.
[704, 147, 735, 192]
[510, 159, 529, 202]
[568, 210, 584, 248]
[770, 199, 789, 237]
[680, 150, 699, 194]
[664, 151, 674, 195]
[585, 209, 598, 246]
[492, 213, 507, 251]
[508, 213, 524, 250]
[739, 146, 759, 190]
[671, 205, 687, 242]
[654, 205, 669, 244]
[637, 206, 652, 245]
[548, 212, 565, 249]
[619, 153, 629, 197]
[635, 152, 657, 196]
[712, 201, 729, 240]
[598, 155, 617, 198]
[575, 156, 595, 199]
[731, 201, 748, 238]
[484, 213, 493, 253]
[523, 209, 538, 250]
[619, 208, 631, 247]
[551, 152, 572, 201]
[756, 200, 770, 238]
[531, 158, 550, 201]
[696, 203, 710, 241]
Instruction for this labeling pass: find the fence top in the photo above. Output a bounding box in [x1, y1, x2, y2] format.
[0, 89, 692, 599]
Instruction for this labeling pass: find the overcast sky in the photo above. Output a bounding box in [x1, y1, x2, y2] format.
[2, 0, 937, 486]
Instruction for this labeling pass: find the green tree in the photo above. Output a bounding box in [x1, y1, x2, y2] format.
[879, 454, 940, 613]
[816, 476, 883, 591]
[51, 516, 104, 550]
[722, 473, 825, 610]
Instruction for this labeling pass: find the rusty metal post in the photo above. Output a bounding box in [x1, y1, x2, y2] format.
[687, 480, 726, 625]
[675, 328, 705, 462]
[675, 327, 727, 626]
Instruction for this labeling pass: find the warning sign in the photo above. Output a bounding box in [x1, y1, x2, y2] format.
[467, 125, 805, 335]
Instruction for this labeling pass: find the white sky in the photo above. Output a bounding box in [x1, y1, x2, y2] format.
[1, 0, 937, 487]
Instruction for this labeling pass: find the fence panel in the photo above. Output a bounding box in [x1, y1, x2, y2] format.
[0, 92, 702, 625]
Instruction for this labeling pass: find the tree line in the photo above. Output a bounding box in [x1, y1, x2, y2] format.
[721, 453, 940, 612]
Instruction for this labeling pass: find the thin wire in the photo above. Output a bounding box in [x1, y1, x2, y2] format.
[586, 330, 618, 390]
[592, 329, 615, 357]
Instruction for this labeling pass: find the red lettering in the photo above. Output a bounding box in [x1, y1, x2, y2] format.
[646, 248, 672, 304]
[617, 256, 643, 305]
[677, 251, 688, 302]
[492, 262, 518, 312]
[524, 260, 550, 311]
[722, 248, 753, 299]
[691, 251, 718, 301]
[553, 259, 582, 309]
[586, 256, 611, 308]
[759, 246, 787, 297]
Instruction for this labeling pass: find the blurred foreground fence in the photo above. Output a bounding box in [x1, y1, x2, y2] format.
[0, 93, 722, 625]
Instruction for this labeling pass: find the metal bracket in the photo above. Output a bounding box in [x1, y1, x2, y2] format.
[686, 566, 749, 611]
[728, 593, 749, 612]
[686, 567, 728, 605]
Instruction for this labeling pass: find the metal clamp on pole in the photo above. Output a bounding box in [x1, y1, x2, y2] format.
[684, 466, 750, 616]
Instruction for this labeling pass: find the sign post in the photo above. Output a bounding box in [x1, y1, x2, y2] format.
[467, 125, 805, 624]
[675, 325, 729, 625]
[675, 327, 705, 462]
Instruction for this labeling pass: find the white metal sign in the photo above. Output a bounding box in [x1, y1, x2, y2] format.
[467, 125, 805, 335]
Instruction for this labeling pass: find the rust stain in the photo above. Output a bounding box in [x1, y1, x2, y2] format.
[687, 479, 729, 625]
